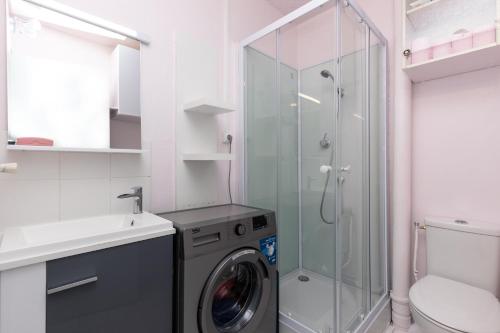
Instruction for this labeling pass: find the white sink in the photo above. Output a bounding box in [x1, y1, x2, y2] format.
[0, 212, 175, 271]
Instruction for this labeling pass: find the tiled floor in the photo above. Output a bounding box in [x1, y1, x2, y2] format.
[279, 269, 364, 333]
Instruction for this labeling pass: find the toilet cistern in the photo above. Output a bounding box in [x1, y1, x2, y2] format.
[409, 217, 500, 333]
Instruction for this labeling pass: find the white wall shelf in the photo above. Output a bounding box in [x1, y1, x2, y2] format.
[403, 43, 500, 82]
[184, 98, 237, 115]
[406, 0, 444, 15]
[402, 0, 500, 73]
[182, 153, 234, 161]
[7, 145, 144, 154]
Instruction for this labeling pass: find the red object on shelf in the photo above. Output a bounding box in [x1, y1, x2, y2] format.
[16, 137, 54, 146]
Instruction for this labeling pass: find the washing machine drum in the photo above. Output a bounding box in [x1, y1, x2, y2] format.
[198, 248, 273, 333]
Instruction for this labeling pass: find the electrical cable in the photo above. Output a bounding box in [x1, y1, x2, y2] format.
[228, 135, 233, 204]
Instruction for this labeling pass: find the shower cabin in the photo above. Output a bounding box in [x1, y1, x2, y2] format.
[240, 1, 389, 332]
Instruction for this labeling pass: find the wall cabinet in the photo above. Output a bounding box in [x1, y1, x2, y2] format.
[110, 45, 141, 120]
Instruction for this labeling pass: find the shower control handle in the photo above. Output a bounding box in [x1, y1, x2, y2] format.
[340, 165, 352, 173]
[235, 223, 247, 236]
[320, 165, 333, 174]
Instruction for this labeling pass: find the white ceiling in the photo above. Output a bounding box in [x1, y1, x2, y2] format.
[266, 0, 311, 14]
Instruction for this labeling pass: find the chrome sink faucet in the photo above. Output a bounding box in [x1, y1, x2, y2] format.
[117, 186, 143, 214]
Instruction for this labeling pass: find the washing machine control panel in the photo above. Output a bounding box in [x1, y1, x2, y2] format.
[227, 214, 273, 240]
[252, 215, 268, 230]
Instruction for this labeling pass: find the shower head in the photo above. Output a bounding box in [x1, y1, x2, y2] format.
[320, 70, 334, 82]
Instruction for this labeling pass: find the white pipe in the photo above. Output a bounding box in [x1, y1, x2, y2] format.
[0, 163, 18, 173]
[413, 222, 420, 282]
[391, 0, 413, 331]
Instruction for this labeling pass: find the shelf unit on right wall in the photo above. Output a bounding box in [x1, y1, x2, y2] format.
[402, 0, 500, 82]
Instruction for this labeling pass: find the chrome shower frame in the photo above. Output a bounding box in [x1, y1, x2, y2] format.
[239, 0, 390, 332]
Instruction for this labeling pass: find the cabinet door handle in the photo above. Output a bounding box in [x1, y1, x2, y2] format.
[47, 276, 98, 295]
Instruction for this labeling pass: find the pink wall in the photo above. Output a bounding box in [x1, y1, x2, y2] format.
[413, 68, 500, 224]
[412, 67, 500, 276]
[229, 0, 283, 43]
[296, 6, 336, 70]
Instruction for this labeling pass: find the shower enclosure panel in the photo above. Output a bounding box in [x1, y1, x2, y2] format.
[244, 33, 300, 278]
[337, 6, 389, 331]
[241, 1, 388, 332]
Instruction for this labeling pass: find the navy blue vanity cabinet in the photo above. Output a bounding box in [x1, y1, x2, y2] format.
[46, 236, 173, 333]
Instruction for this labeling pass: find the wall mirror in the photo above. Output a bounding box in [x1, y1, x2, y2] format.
[6, 0, 146, 151]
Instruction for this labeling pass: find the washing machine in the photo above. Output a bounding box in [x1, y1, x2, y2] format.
[157, 204, 277, 333]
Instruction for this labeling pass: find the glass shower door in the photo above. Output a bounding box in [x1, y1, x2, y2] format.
[336, 4, 369, 332]
[245, 30, 301, 279]
[244, 2, 388, 332]
[368, 30, 388, 311]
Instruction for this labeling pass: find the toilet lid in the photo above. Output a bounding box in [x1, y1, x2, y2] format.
[409, 275, 500, 333]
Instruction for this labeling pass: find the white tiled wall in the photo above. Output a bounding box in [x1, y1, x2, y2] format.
[0, 131, 152, 234]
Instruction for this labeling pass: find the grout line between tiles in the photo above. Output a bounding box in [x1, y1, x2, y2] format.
[107, 153, 112, 215]
[58, 152, 62, 222]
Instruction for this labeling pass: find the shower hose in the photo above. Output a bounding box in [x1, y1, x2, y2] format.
[320, 147, 335, 225]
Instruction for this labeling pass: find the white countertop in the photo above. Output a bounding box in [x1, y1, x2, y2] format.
[0, 212, 175, 271]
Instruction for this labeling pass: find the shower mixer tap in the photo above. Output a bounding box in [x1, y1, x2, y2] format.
[340, 165, 352, 173]
[320, 133, 331, 149]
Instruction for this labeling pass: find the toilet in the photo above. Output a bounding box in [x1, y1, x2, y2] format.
[409, 217, 500, 333]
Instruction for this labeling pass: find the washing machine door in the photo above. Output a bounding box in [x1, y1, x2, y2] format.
[198, 248, 273, 333]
